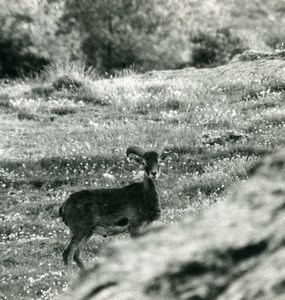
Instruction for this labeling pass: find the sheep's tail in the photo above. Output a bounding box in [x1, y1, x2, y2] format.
[59, 202, 66, 224]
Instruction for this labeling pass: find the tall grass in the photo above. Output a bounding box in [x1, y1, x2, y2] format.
[38, 59, 99, 83]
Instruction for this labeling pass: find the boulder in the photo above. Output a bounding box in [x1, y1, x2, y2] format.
[60, 148, 285, 300]
[201, 129, 248, 145]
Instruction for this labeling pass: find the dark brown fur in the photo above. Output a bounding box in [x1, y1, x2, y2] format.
[59, 147, 168, 275]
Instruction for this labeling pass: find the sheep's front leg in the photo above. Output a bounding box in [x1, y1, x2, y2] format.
[128, 222, 146, 238]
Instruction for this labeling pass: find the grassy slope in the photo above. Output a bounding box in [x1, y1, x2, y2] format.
[0, 56, 285, 299]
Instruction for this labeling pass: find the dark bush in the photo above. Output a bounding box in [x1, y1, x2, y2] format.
[190, 27, 248, 68]
[0, 37, 50, 77]
[52, 75, 83, 91]
[50, 107, 76, 116]
[265, 33, 285, 50]
[61, 0, 186, 73]
[30, 86, 55, 97]
[0, 93, 11, 108]
[17, 111, 39, 121]
[0, 0, 81, 78]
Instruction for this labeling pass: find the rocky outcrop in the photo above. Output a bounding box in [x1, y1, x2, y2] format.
[237, 50, 285, 62]
[60, 148, 285, 300]
[201, 129, 248, 146]
[141, 50, 285, 85]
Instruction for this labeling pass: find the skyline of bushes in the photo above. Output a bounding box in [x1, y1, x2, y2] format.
[0, 0, 284, 77]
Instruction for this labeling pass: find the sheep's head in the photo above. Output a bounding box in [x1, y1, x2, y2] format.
[142, 151, 161, 179]
[127, 146, 170, 180]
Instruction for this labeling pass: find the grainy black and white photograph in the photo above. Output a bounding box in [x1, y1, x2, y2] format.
[1, 0, 285, 299]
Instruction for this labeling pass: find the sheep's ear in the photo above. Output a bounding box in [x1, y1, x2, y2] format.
[160, 148, 171, 160]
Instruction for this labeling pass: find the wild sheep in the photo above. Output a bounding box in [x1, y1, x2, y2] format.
[59, 146, 169, 275]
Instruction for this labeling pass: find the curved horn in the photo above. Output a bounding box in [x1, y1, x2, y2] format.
[126, 146, 145, 157]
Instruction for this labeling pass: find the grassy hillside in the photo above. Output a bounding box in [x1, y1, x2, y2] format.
[1, 53, 285, 299]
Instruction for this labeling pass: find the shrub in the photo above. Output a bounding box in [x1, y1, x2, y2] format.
[190, 27, 248, 68]
[30, 86, 55, 97]
[50, 106, 76, 116]
[61, 0, 186, 73]
[265, 30, 285, 50]
[52, 75, 83, 91]
[17, 111, 39, 121]
[0, 0, 81, 78]
[0, 35, 50, 77]
[0, 93, 10, 108]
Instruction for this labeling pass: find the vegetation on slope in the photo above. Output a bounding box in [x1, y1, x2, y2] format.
[0, 54, 285, 299]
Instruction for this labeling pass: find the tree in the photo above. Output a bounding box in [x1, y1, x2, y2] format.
[0, 0, 81, 77]
[61, 0, 186, 72]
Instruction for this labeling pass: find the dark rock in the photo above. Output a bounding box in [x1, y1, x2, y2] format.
[201, 130, 247, 145]
[60, 148, 285, 300]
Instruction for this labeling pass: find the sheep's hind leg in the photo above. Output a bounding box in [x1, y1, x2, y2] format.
[74, 232, 92, 271]
[63, 232, 86, 279]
